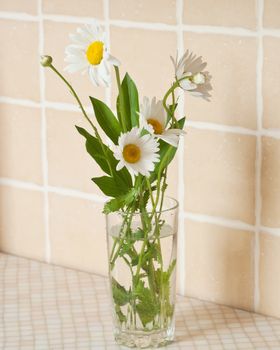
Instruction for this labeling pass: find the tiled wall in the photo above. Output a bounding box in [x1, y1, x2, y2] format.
[0, 0, 279, 318]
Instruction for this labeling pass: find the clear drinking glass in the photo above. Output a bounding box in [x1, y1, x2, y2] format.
[106, 197, 178, 348]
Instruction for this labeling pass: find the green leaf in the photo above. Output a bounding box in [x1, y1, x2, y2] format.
[115, 304, 127, 324]
[166, 102, 178, 123]
[103, 188, 138, 214]
[90, 97, 121, 144]
[76, 126, 132, 188]
[92, 175, 129, 197]
[166, 259, 176, 280]
[177, 116, 186, 129]
[117, 73, 139, 131]
[134, 280, 159, 327]
[162, 273, 174, 319]
[112, 278, 130, 306]
[118, 239, 139, 266]
[150, 117, 186, 183]
[76, 126, 112, 175]
[154, 260, 176, 319]
[132, 228, 145, 241]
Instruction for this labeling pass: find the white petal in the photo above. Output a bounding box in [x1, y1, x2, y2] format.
[107, 54, 121, 66]
[64, 62, 87, 73]
[179, 79, 197, 91]
[174, 49, 212, 99]
[94, 62, 110, 87]
[65, 21, 121, 87]
[116, 161, 124, 171]
[164, 128, 186, 136]
[140, 96, 166, 128]
[157, 129, 185, 147]
[113, 127, 159, 176]
[88, 66, 99, 86]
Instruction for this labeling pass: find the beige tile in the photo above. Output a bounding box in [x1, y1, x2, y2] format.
[261, 137, 280, 227]
[46, 108, 104, 195]
[110, 0, 176, 24]
[263, 37, 280, 129]
[166, 152, 179, 200]
[49, 193, 107, 275]
[110, 27, 177, 103]
[0, 104, 42, 184]
[184, 128, 256, 224]
[264, 0, 280, 28]
[183, 0, 257, 29]
[42, 0, 103, 18]
[0, 0, 37, 14]
[0, 186, 45, 260]
[259, 232, 280, 318]
[43, 21, 105, 106]
[184, 219, 254, 310]
[0, 19, 40, 101]
[184, 33, 257, 129]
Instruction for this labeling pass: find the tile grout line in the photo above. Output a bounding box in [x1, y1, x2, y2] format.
[1, 96, 279, 139]
[186, 120, 257, 136]
[184, 212, 255, 232]
[254, 0, 264, 313]
[184, 212, 280, 237]
[1, 10, 280, 38]
[182, 24, 258, 37]
[0, 96, 41, 108]
[176, 0, 186, 296]
[47, 185, 106, 203]
[0, 176, 279, 236]
[0, 177, 106, 203]
[38, 0, 51, 264]
[0, 11, 38, 21]
[0, 178, 43, 192]
[103, 0, 111, 108]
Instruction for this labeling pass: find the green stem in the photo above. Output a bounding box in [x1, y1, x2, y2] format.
[171, 87, 176, 128]
[48, 64, 114, 177]
[162, 81, 179, 127]
[49, 65, 93, 129]
[109, 208, 132, 266]
[134, 176, 161, 287]
[110, 207, 134, 268]
[145, 177, 155, 208]
[158, 168, 168, 219]
[114, 65, 121, 91]
[110, 176, 142, 268]
[122, 255, 134, 276]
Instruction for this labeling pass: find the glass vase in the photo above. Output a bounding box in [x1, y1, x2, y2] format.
[106, 197, 178, 348]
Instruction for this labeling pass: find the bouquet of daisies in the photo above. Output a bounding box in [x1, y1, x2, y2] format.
[41, 21, 211, 346]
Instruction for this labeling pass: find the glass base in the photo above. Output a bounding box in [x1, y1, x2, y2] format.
[114, 327, 175, 348]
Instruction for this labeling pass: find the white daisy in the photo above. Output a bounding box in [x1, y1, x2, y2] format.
[113, 127, 160, 177]
[171, 50, 212, 101]
[64, 21, 120, 87]
[140, 96, 185, 147]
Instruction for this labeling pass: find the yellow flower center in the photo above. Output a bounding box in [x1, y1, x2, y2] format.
[147, 118, 163, 135]
[86, 41, 104, 65]
[123, 144, 141, 164]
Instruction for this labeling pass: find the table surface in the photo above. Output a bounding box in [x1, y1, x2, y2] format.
[0, 253, 280, 350]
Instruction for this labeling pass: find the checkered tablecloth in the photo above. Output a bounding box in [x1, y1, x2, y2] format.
[0, 253, 279, 349]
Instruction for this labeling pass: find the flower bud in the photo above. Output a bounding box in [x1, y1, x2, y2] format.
[193, 72, 205, 85]
[40, 55, 53, 67]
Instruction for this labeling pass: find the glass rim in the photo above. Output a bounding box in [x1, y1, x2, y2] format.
[109, 196, 179, 216]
